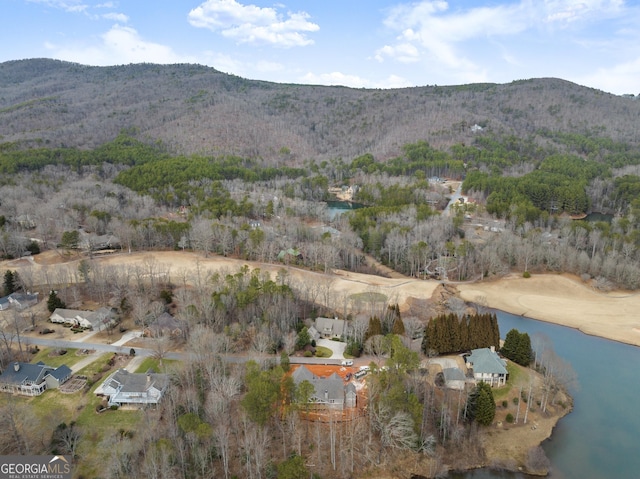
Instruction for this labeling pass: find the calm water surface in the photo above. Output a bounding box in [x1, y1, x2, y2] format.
[450, 310, 640, 479]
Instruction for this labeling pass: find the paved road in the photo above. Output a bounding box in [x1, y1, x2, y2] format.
[25, 332, 357, 369]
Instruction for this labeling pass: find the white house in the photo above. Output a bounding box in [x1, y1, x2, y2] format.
[99, 369, 169, 407]
[50, 307, 117, 331]
[465, 347, 508, 387]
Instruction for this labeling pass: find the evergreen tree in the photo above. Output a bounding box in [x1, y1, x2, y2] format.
[366, 316, 383, 339]
[295, 327, 311, 351]
[475, 382, 496, 426]
[3, 270, 18, 296]
[501, 328, 532, 366]
[392, 316, 405, 335]
[47, 290, 66, 313]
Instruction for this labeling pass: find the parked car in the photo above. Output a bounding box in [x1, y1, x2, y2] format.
[359, 365, 370, 371]
[341, 359, 354, 366]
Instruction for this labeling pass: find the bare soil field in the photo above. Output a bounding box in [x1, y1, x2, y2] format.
[457, 272, 640, 347]
[13, 250, 640, 348]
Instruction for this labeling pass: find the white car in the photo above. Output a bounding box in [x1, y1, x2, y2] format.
[359, 365, 370, 371]
[341, 359, 354, 366]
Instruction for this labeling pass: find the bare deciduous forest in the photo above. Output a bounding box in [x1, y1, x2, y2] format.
[0, 59, 635, 478]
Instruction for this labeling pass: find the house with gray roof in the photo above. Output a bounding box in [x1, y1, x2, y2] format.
[99, 369, 169, 407]
[291, 365, 356, 410]
[443, 367, 467, 390]
[50, 307, 117, 331]
[0, 292, 39, 311]
[143, 312, 187, 339]
[0, 361, 72, 396]
[312, 317, 348, 340]
[465, 347, 508, 387]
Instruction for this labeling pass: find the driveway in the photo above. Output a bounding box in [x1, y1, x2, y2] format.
[317, 338, 346, 359]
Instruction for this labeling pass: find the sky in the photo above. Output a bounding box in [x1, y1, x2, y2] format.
[2, 0, 640, 95]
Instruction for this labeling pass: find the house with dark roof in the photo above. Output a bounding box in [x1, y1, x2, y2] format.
[465, 347, 508, 387]
[99, 369, 169, 406]
[0, 292, 39, 311]
[0, 361, 72, 396]
[291, 365, 356, 410]
[143, 312, 187, 339]
[50, 307, 117, 331]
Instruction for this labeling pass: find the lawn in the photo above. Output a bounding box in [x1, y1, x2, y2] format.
[493, 361, 530, 401]
[134, 357, 180, 373]
[30, 347, 83, 368]
[315, 346, 332, 358]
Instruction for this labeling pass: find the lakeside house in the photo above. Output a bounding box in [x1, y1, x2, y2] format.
[292, 365, 356, 410]
[0, 361, 72, 396]
[465, 347, 508, 387]
[99, 369, 169, 407]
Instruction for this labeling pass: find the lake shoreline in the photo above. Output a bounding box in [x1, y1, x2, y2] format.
[457, 272, 640, 349]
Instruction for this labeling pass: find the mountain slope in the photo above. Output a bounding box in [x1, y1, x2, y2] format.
[1, 58, 639, 161]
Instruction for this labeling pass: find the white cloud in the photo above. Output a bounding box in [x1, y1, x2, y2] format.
[541, 0, 624, 24]
[26, 0, 88, 13]
[102, 12, 128, 23]
[300, 71, 411, 89]
[576, 56, 640, 95]
[374, 43, 420, 63]
[45, 24, 194, 65]
[188, 0, 319, 47]
[376, 0, 630, 85]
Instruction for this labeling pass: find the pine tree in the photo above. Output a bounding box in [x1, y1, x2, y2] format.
[47, 290, 66, 313]
[475, 382, 496, 426]
[366, 316, 383, 339]
[3, 270, 17, 297]
[392, 316, 405, 335]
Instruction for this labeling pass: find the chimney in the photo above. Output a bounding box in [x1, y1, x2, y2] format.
[13, 362, 20, 372]
[324, 389, 328, 400]
[490, 345, 495, 353]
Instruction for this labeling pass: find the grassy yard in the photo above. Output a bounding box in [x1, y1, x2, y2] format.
[134, 357, 180, 374]
[493, 361, 530, 401]
[315, 346, 332, 358]
[30, 347, 84, 368]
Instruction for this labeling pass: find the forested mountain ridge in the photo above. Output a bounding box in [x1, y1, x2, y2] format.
[1, 58, 639, 162]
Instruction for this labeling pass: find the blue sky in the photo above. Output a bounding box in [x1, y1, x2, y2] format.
[3, 0, 640, 95]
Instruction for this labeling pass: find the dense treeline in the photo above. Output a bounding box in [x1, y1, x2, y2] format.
[114, 154, 305, 208]
[501, 329, 533, 366]
[0, 133, 165, 176]
[422, 313, 500, 355]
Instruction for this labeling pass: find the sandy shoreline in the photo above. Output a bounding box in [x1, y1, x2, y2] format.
[6, 251, 640, 348]
[457, 273, 640, 348]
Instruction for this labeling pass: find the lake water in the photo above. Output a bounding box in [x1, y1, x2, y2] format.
[450, 310, 640, 479]
[326, 200, 365, 219]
